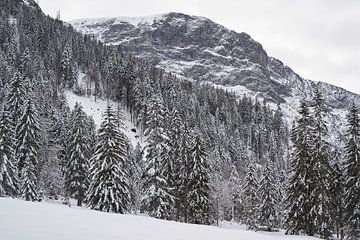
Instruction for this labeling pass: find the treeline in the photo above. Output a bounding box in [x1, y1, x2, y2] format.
[0, 0, 290, 223]
[4, 1, 360, 239]
[284, 89, 360, 240]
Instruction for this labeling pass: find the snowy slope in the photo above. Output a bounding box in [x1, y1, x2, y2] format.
[0, 198, 320, 240]
[65, 90, 143, 148]
[64, 72, 144, 148]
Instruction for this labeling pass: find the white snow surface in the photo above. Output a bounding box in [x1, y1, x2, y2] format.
[64, 90, 143, 148]
[0, 198, 320, 240]
[70, 14, 165, 28]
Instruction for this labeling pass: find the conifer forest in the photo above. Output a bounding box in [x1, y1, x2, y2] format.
[0, 1, 359, 240]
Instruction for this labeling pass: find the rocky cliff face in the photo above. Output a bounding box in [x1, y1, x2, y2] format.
[70, 12, 360, 135]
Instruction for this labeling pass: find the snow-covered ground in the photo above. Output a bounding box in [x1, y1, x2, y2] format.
[0, 198, 320, 240]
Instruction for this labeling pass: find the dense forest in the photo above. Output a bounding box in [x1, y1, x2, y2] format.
[0, 1, 359, 240]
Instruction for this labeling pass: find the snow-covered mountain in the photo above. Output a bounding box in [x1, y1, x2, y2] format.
[70, 12, 359, 134]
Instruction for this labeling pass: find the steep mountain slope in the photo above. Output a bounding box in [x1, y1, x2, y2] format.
[70, 13, 359, 133]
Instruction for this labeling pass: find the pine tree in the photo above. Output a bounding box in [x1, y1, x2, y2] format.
[331, 147, 344, 240]
[187, 132, 211, 225]
[86, 105, 131, 213]
[242, 162, 259, 230]
[141, 94, 174, 219]
[308, 89, 333, 239]
[166, 110, 183, 218]
[19, 48, 32, 80]
[0, 108, 18, 197]
[344, 102, 360, 239]
[286, 100, 313, 235]
[7, 71, 25, 125]
[176, 124, 192, 222]
[258, 162, 280, 231]
[129, 143, 144, 212]
[228, 164, 241, 222]
[64, 102, 90, 206]
[16, 98, 40, 201]
[60, 44, 77, 89]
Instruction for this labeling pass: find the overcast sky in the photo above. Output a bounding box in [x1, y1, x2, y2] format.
[38, 0, 360, 94]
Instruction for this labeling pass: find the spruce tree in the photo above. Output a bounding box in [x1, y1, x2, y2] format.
[242, 162, 259, 230]
[286, 100, 313, 235]
[258, 162, 280, 231]
[7, 71, 25, 125]
[344, 102, 360, 239]
[16, 98, 40, 201]
[228, 164, 241, 222]
[166, 110, 183, 218]
[331, 148, 344, 240]
[141, 94, 174, 219]
[176, 125, 192, 222]
[60, 44, 77, 89]
[187, 132, 211, 225]
[129, 143, 144, 212]
[0, 108, 18, 197]
[86, 105, 131, 213]
[308, 89, 333, 239]
[64, 102, 90, 206]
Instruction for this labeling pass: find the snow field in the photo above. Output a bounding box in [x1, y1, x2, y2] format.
[64, 90, 143, 148]
[0, 198, 320, 240]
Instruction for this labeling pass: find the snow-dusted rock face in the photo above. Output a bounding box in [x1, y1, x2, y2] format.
[17, 0, 39, 8]
[70, 12, 360, 132]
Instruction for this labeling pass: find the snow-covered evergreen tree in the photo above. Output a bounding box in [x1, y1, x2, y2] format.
[141, 94, 174, 219]
[286, 100, 313, 235]
[60, 44, 77, 89]
[64, 102, 90, 206]
[187, 132, 211, 225]
[258, 162, 280, 231]
[228, 164, 241, 222]
[308, 89, 333, 239]
[16, 98, 40, 201]
[176, 124, 192, 222]
[344, 102, 360, 240]
[129, 142, 144, 212]
[242, 162, 259, 230]
[331, 147, 344, 240]
[86, 105, 131, 213]
[165, 109, 183, 217]
[0, 108, 18, 197]
[287, 92, 334, 239]
[7, 71, 25, 125]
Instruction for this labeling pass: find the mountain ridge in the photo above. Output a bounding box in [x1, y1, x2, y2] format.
[70, 12, 360, 135]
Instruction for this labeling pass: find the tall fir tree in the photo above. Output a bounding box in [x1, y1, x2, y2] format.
[187, 132, 211, 225]
[242, 162, 259, 230]
[141, 94, 174, 219]
[286, 100, 313, 235]
[16, 98, 40, 201]
[0, 108, 18, 197]
[176, 124, 192, 222]
[64, 102, 90, 206]
[344, 102, 360, 239]
[86, 105, 131, 213]
[60, 44, 77, 89]
[308, 89, 333, 239]
[7, 71, 25, 125]
[165, 109, 183, 218]
[331, 147, 345, 240]
[258, 161, 280, 231]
